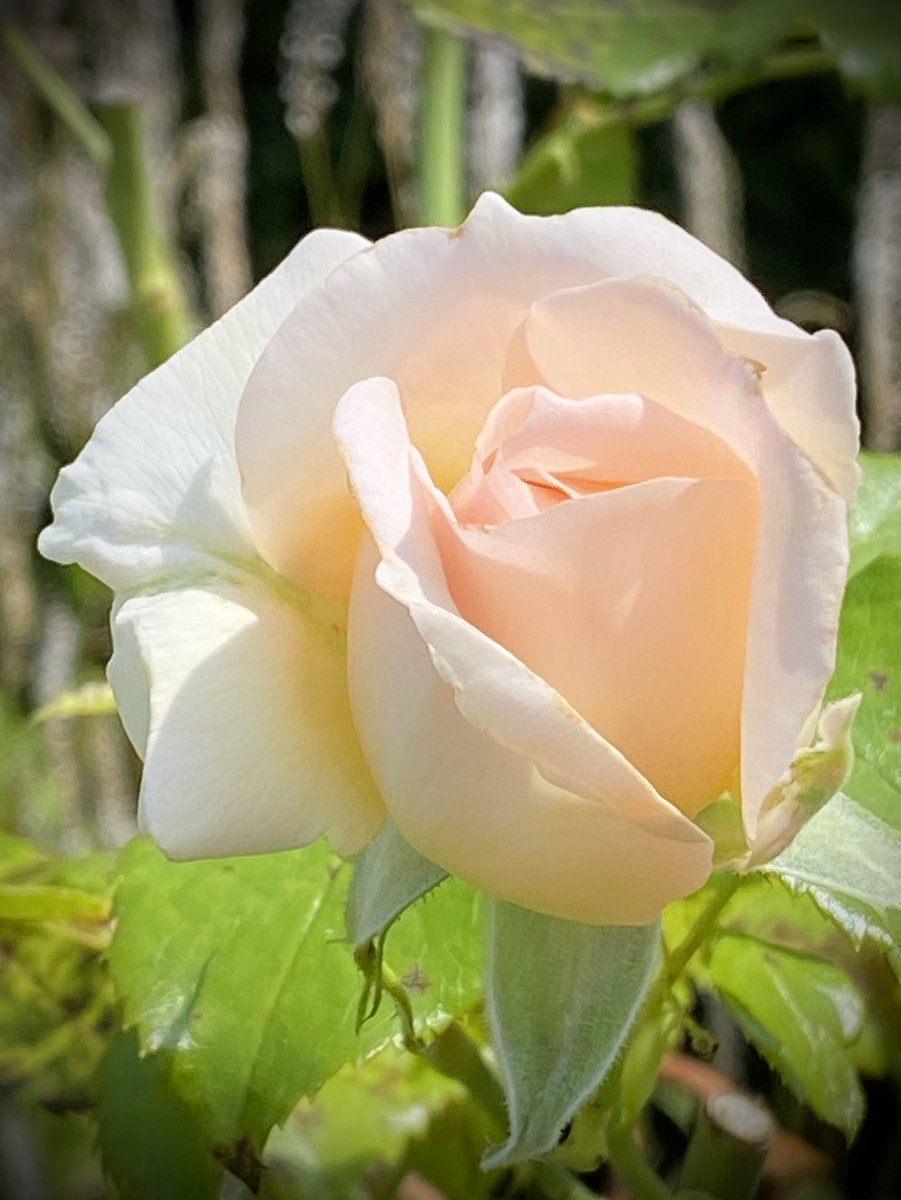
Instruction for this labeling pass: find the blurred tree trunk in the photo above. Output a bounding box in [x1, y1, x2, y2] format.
[855, 103, 901, 451]
[673, 99, 746, 269]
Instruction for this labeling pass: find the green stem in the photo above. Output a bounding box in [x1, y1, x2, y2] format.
[418, 25, 468, 226]
[1, 24, 111, 168]
[598, 874, 742, 1197]
[594, 45, 832, 134]
[662, 871, 741, 985]
[95, 101, 192, 365]
[525, 1161, 601, 1200]
[421, 1021, 508, 1134]
[677, 1092, 774, 1200]
[607, 1120, 675, 1200]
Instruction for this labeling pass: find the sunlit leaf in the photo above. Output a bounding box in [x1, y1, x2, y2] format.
[411, 0, 802, 96]
[703, 934, 866, 1136]
[109, 838, 484, 1162]
[411, 0, 900, 102]
[827, 557, 901, 827]
[848, 453, 901, 579]
[506, 101, 636, 215]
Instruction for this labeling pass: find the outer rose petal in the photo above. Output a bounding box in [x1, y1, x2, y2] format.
[334, 377, 712, 925]
[714, 322, 860, 501]
[109, 583, 383, 858]
[38, 228, 369, 591]
[237, 192, 778, 598]
[518, 275, 850, 831]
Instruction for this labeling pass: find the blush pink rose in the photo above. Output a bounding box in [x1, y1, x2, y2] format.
[39, 194, 858, 924]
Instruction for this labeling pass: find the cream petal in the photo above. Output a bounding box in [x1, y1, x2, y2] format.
[518, 275, 851, 831]
[453, 385, 753, 516]
[237, 192, 776, 599]
[109, 583, 383, 859]
[715, 321, 860, 501]
[334, 377, 712, 925]
[438, 475, 758, 817]
[38, 228, 369, 591]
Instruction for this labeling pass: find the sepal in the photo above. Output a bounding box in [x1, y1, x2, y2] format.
[483, 899, 660, 1168]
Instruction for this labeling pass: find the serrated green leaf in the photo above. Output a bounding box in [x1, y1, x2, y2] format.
[346, 818, 447, 945]
[704, 934, 866, 1135]
[827, 556, 901, 826]
[109, 839, 360, 1158]
[764, 792, 901, 915]
[109, 838, 484, 1160]
[411, 0, 803, 96]
[97, 1029, 221, 1200]
[484, 900, 659, 1168]
[759, 791, 901, 979]
[848, 453, 901, 578]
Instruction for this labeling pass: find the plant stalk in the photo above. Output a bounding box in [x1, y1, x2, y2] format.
[95, 101, 192, 365]
[1, 24, 111, 169]
[677, 1092, 775, 1200]
[607, 1119, 675, 1200]
[418, 25, 468, 226]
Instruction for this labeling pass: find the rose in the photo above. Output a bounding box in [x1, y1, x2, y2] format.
[39, 194, 858, 925]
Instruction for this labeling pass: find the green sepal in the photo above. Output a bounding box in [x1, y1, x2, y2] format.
[346, 818, 448, 945]
[484, 899, 660, 1168]
[746, 694, 860, 867]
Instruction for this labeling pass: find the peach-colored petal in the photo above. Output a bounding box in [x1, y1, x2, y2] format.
[715, 321, 860, 501]
[517, 275, 850, 831]
[438, 460, 758, 814]
[237, 193, 776, 599]
[39, 228, 368, 591]
[333, 377, 712, 925]
[109, 583, 383, 859]
[450, 385, 753, 526]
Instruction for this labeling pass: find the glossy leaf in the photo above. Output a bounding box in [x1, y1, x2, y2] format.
[412, 0, 900, 102]
[761, 792, 901, 978]
[109, 838, 484, 1160]
[765, 793, 901, 916]
[412, 0, 801, 96]
[506, 107, 636, 215]
[704, 934, 866, 1135]
[848, 453, 901, 578]
[484, 899, 659, 1167]
[827, 556, 901, 827]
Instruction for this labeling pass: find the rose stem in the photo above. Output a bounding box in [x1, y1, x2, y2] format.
[418, 24, 468, 227]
